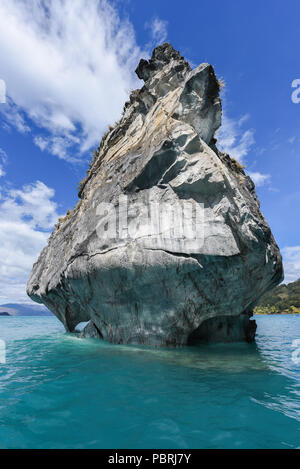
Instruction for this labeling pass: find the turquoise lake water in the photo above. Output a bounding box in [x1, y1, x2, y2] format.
[0, 315, 299, 449]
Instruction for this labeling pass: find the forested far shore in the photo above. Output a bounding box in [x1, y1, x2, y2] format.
[254, 279, 300, 314]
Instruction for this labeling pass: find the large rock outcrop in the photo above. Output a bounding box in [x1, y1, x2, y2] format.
[27, 43, 283, 346]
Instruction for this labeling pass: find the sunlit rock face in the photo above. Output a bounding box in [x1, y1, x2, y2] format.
[27, 43, 283, 346]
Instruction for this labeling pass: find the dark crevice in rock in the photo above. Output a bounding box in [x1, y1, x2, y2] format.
[187, 314, 257, 344]
[125, 144, 178, 192]
[80, 320, 103, 339]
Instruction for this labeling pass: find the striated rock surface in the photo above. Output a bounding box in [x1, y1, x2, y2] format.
[27, 43, 283, 346]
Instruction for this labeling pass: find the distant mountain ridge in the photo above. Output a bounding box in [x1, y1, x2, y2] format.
[254, 279, 300, 314]
[0, 303, 53, 316]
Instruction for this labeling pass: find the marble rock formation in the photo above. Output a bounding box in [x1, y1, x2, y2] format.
[27, 43, 283, 346]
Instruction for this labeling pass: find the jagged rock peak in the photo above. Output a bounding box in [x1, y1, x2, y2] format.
[135, 43, 191, 82]
[78, 43, 222, 200]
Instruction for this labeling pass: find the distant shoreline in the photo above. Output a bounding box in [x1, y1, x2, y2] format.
[0, 314, 53, 317]
[254, 312, 300, 315]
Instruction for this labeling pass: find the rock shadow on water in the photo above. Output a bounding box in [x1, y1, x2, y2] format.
[70, 322, 268, 374]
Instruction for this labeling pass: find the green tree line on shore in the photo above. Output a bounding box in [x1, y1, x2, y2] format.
[254, 278, 300, 314]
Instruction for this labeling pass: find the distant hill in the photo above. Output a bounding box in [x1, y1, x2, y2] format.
[0, 303, 53, 316]
[254, 279, 300, 314]
[0, 312, 10, 316]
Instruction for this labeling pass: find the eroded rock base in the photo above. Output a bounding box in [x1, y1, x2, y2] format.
[187, 314, 257, 344]
[80, 321, 103, 339]
[80, 314, 257, 346]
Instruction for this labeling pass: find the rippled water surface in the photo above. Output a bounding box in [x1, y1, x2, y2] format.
[0, 315, 300, 448]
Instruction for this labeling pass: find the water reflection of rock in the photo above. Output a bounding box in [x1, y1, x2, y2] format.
[72, 331, 268, 373]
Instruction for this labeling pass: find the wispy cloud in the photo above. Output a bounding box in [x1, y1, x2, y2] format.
[0, 98, 30, 134]
[247, 171, 271, 187]
[0, 0, 145, 161]
[217, 113, 255, 163]
[0, 148, 8, 177]
[0, 181, 61, 303]
[34, 135, 81, 163]
[145, 17, 168, 46]
[217, 112, 271, 187]
[282, 246, 300, 284]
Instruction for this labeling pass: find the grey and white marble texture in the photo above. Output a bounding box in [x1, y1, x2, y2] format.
[27, 44, 283, 346]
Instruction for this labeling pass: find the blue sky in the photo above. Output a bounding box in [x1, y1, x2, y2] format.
[0, 0, 299, 303]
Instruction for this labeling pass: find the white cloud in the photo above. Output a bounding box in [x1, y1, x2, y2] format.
[0, 148, 8, 164]
[247, 171, 271, 187]
[145, 17, 168, 45]
[34, 135, 81, 162]
[217, 112, 271, 187]
[0, 0, 145, 160]
[0, 147, 8, 177]
[237, 113, 250, 126]
[0, 98, 30, 134]
[217, 113, 255, 163]
[282, 246, 300, 284]
[0, 181, 61, 303]
[0, 79, 6, 103]
[34, 136, 48, 152]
